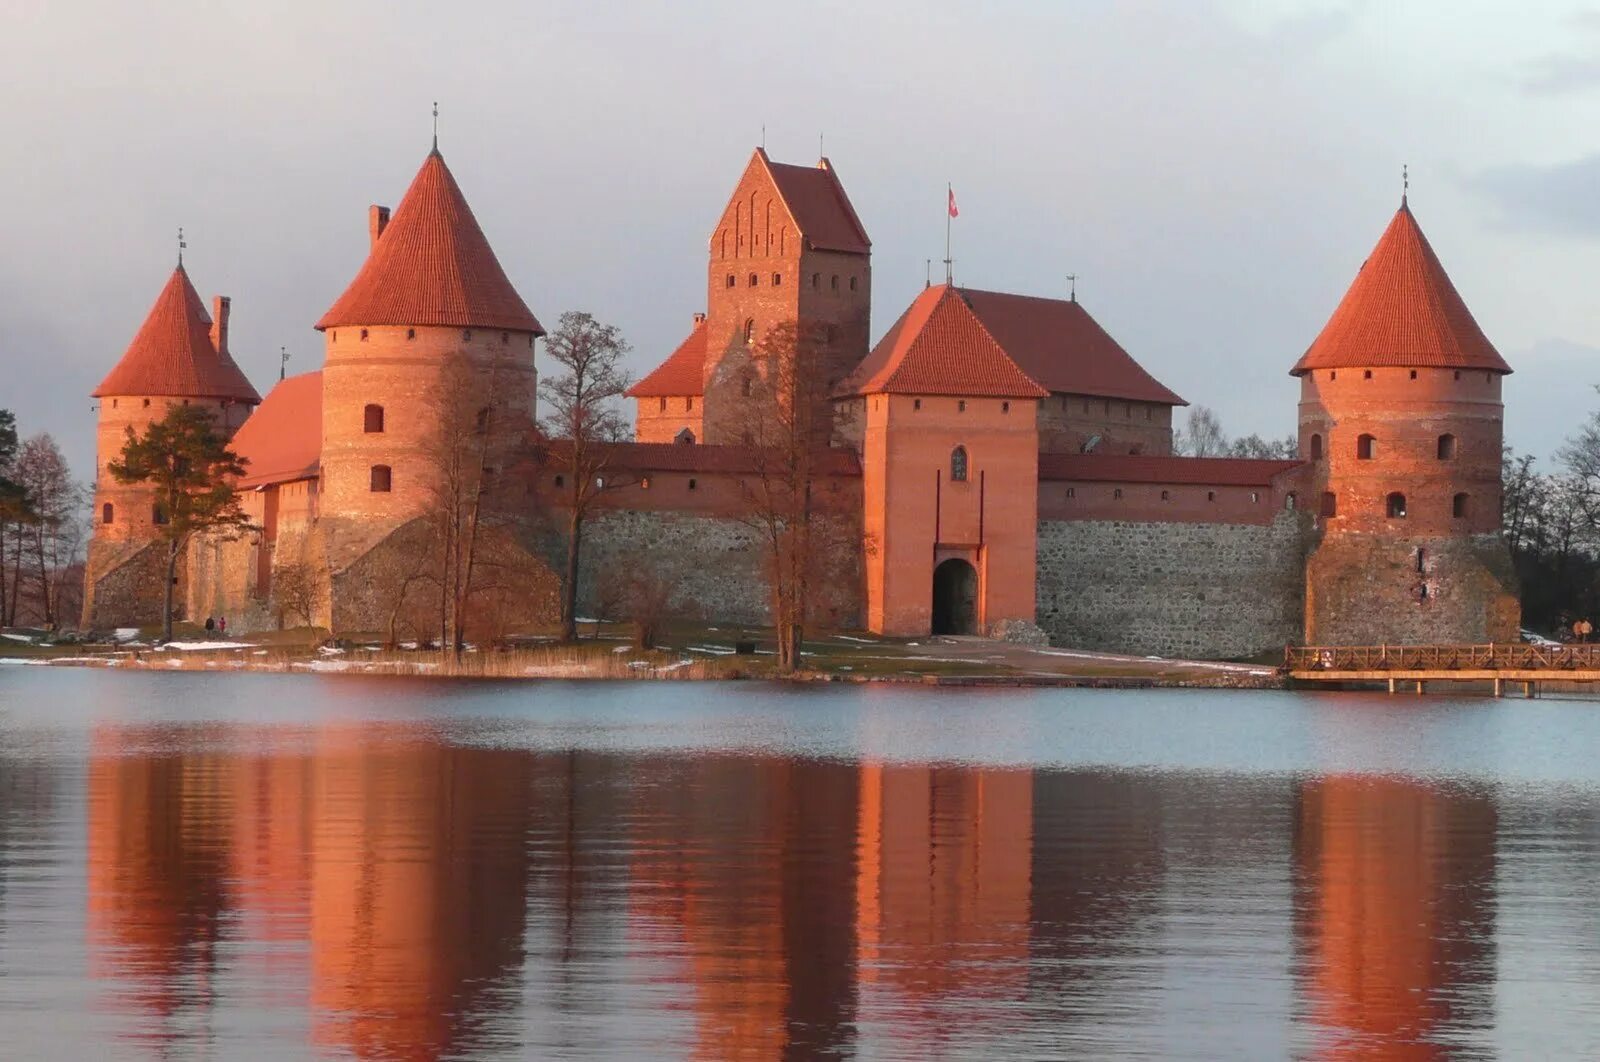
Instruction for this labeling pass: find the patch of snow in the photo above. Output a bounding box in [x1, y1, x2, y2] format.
[160, 641, 258, 652]
[318, 646, 346, 655]
[834, 635, 877, 644]
[688, 645, 736, 656]
[612, 645, 633, 654]
[252, 650, 268, 656]
[114, 628, 140, 642]
[574, 617, 601, 624]
[0, 658, 47, 666]
[2, 632, 36, 643]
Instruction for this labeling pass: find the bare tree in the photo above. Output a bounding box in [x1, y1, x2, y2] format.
[726, 319, 853, 675]
[107, 405, 251, 643]
[272, 560, 322, 629]
[598, 553, 686, 650]
[0, 409, 31, 626]
[538, 311, 632, 643]
[1175, 406, 1228, 457]
[12, 434, 81, 628]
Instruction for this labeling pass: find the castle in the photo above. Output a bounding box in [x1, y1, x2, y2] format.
[82, 141, 1520, 656]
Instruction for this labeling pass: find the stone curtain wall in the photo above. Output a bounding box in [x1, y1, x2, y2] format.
[82, 539, 171, 630]
[1304, 533, 1519, 645]
[1036, 512, 1310, 659]
[572, 509, 864, 629]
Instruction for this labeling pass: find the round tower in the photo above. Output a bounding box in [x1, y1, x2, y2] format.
[314, 146, 544, 549]
[1293, 198, 1518, 644]
[84, 262, 260, 626]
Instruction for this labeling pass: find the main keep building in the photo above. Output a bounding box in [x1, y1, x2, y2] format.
[82, 143, 1520, 655]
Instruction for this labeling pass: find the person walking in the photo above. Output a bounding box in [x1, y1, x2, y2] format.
[218, 616, 228, 638]
[205, 617, 215, 632]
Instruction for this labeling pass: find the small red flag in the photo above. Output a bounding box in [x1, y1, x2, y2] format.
[948, 188, 959, 218]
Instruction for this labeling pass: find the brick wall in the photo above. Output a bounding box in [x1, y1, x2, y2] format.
[1036, 512, 1311, 659]
[1037, 393, 1174, 455]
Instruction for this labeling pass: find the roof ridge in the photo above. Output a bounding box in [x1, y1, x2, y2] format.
[941, 287, 1047, 395]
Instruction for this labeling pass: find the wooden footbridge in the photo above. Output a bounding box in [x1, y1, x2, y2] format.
[1285, 643, 1600, 696]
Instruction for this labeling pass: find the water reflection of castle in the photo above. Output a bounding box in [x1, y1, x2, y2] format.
[84, 730, 1499, 1058]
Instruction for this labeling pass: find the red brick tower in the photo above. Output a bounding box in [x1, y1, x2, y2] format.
[84, 262, 260, 627]
[315, 145, 543, 560]
[1294, 197, 1519, 644]
[630, 149, 870, 444]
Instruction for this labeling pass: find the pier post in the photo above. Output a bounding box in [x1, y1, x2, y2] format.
[1388, 677, 1397, 694]
[1525, 681, 1535, 699]
[1415, 680, 1424, 695]
[1494, 678, 1502, 697]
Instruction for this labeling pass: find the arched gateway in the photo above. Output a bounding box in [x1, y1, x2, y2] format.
[931, 558, 978, 635]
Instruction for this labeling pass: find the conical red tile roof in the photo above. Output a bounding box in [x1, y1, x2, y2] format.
[1292, 204, 1510, 376]
[316, 150, 543, 334]
[94, 266, 260, 402]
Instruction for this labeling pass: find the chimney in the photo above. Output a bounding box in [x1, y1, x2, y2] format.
[369, 205, 391, 248]
[210, 295, 231, 355]
[693, 312, 706, 325]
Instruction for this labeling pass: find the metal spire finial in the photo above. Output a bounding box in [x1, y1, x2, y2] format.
[432, 101, 439, 153]
[761, 123, 766, 150]
[280, 346, 290, 382]
[1402, 163, 1409, 207]
[1067, 273, 1077, 303]
[177, 226, 186, 267]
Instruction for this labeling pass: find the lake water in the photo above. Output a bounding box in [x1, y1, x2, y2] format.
[2, 668, 1600, 1059]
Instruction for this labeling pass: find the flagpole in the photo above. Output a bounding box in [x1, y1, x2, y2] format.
[944, 182, 952, 284]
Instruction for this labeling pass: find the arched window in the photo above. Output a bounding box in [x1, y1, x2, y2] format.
[102, 503, 114, 525]
[1437, 433, 1457, 460]
[1453, 492, 1470, 518]
[812, 273, 820, 289]
[675, 428, 696, 445]
[772, 272, 782, 286]
[1309, 433, 1323, 460]
[1161, 490, 1171, 502]
[359, 328, 369, 341]
[370, 465, 392, 493]
[462, 330, 472, 342]
[1357, 434, 1376, 460]
[748, 273, 758, 287]
[1386, 491, 1407, 518]
[743, 319, 755, 343]
[950, 446, 969, 482]
[726, 274, 736, 288]
[831, 275, 839, 291]
[659, 397, 667, 412]
[1320, 491, 1337, 517]
[407, 328, 416, 340]
[850, 276, 858, 291]
[152, 504, 168, 526]
[363, 404, 384, 433]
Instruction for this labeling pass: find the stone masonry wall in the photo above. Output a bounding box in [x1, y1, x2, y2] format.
[571, 509, 863, 629]
[1036, 512, 1310, 659]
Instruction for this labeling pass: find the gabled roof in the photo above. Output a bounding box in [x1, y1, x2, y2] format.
[94, 266, 260, 402]
[1292, 203, 1510, 375]
[231, 371, 322, 488]
[959, 288, 1186, 405]
[316, 150, 543, 334]
[626, 318, 707, 398]
[761, 152, 870, 255]
[1039, 453, 1299, 487]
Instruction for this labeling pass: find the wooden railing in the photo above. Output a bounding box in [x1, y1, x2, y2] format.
[1285, 643, 1600, 673]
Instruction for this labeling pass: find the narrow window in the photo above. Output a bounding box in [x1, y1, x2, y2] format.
[1320, 492, 1337, 517]
[743, 319, 755, 343]
[951, 446, 969, 482]
[1066, 487, 1075, 499]
[143, 398, 151, 408]
[1386, 492, 1407, 518]
[958, 400, 967, 412]
[772, 272, 782, 286]
[1113, 488, 1123, 500]
[370, 465, 392, 493]
[831, 275, 839, 291]
[1454, 370, 1461, 380]
[659, 397, 667, 412]
[360, 328, 369, 341]
[812, 273, 819, 289]
[332, 331, 337, 343]
[112, 399, 118, 408]
[462, 330, 472, 342]
[407, 328, 416, 340]
[363, 404, 384, 433]
[727, 274, 736, 288]
[914, 399, 922, 411]
[1453, 492, 1469, 518]
[1207, 491, 1216, 502]
[688, 478, 698, 491]
[1437, 433, 1457, 460]
[152, 504, 167, 525]
[554, 474, 564, 488]
[1250, 491, 1260, 503]
[749, 273, 758, 287]
[1161, 490, 1171, 501]
[1417, 548, 1426, 573]
[1409, 369, 1418, 380]
[687, 396, 695, 411]
[1330, 371, 1336, 380]
[1357, 434, 1376, 460]
[1002, 401, 1010, 413]
[1285, 492, 1297, 510]
[102, 503, 114, 525]
[1363, 369, 1373, 380]
[1310, 433, 1323, 460]
[501, 331, 509, 343]
[850, 276, 858, 291]
[641, 477, 651, 490]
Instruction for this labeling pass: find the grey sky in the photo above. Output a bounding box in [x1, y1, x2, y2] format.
[3, 0, 1600, 481]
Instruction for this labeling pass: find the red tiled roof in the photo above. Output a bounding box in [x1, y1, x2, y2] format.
[959, 288, 1186, 405]
[1292, 204, 1510, 375]
[539, 439, 862, 476]
[1039, 453, 1300, 486]
[316, 150, 543, 334]
[231, 371, 322, 487]
[837, 285, 1050, 399]
[758, 150, 870, 255]
[626, 318, 706, 397]
[94, 267, 260, 402]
